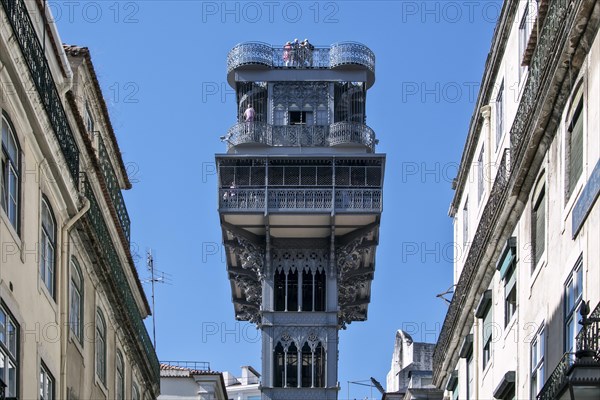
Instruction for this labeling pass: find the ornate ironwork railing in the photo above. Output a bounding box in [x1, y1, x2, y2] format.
[1, 0, 80, 184]
[576, 301, 600, 358]
[433, 148, 511, 376]
[224, 122, 376, 152]
[98, 136, 131, 241]
[538, 302, 600, 399]
[227, 41, 375, 73]
[537, 352, 576, 400]
[434, 0, 581, 382]
[84, 180, 159, 384]
[219, 188, 382, 212]
[335, 189, 382, 211]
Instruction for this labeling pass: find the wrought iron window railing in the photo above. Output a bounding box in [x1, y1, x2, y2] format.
[227, 41, 375, 73]
[223, 122, 376, 152]
[98, 136, 131, 241]
[84, 179, 159, 384]
[219, 188, 382, 212]
[538, 301, 600, 400]
[1, 0, 80, 184]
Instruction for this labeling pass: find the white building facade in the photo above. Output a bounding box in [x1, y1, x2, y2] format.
[433, 0, 600, 399]
[0, 0, 159, 398]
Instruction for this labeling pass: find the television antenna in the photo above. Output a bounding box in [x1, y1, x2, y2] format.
[144, 249, 172, 350]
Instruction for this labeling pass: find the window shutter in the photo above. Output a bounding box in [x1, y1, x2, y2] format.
[568, 105, 583, 196]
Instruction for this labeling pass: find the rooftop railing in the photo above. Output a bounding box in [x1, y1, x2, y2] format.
[161, 361, 211, 372]
[227, 41, 375, 74]
[223, 122, 376, 152]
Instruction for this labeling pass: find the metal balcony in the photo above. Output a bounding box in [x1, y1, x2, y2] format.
[537, 301, 600, 400]
[223, 122, 377, 152]
[227, 41, 375, 87]
[219, 188, 382, 213]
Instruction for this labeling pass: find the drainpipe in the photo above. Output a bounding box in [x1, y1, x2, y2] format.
[60, 197, 90, 400]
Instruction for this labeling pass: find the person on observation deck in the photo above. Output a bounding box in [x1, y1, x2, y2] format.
[283, 41, 292, 66]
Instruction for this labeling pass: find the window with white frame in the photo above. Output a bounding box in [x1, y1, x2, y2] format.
[70, 258, 84, 342]
[463, 198, 469, 248]
[504, 260, 517, 326]
[466, 353, 474, 400]
[565, 94, 584, 201]
[116, 350, 125, 400]
[96, 308, 107, 385]
[0, 304, 18, 397]
[495, 82, 504, 147]
[40, 198, 57, 297]
[531, 186, 545, 269]
[519, 4, 534, 80]
[40, 362, 55, 400]
[1, 114, 20, 232]
[476, 291, 493, 370]
[564, 257, 583, 353]
[477, 146, 484, 203]
[530, 325, 545, 398]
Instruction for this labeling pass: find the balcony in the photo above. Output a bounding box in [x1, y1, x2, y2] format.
[223, 122, 377, 152]
[219, 188, 382, 213]
[537, 301, 600, 400]
[227, 41, 375, 87]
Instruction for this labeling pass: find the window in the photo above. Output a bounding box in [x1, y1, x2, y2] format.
[70, 259, 84, 342]
[289, 111, 313, 125]
[1, 114, 20, 232]
[532, 187, 545, 269]
[504, 261, 517, 326]
[116, 350, 125, 400]
[275, 340, 324, 389]
[274, 270, 298, 312]
[480, 299, 493, 369]
[316, 106, 328, 125]
[496, 82, 504, 146]
[466, 354, 474, 400]
[96, 308, 106, 384]
[0, 304, 18, 397]
[40, 362, 55, 400]
[132, 382, 140, 400]
[273, 106, 285, 126]
[477, 146, 484, 203]
[564, 257, 583, 353]
[301, 270, 326, 312]
[566, 96, 584, 201]
[85, 101, 95, 135]
[530, 325, 545, 398]
[519, 5, 534, 79]
[40, 198, 57, 297]
[463, 198, 469, 248]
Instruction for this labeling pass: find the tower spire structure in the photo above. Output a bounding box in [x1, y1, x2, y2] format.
[217, 41, 384, 400]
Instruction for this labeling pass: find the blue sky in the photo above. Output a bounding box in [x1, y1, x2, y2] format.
[53, 1, 498, 398]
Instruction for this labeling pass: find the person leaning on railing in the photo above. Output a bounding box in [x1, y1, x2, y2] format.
[301, 39, 314, 67]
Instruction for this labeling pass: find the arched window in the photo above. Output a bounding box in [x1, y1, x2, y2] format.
[96, 308, 107, 384]
[274, 270, 298, 312]
[314, 342, 325, 388]
[286, 342, 298, 388]
[40, 198, 56, 297]
[70, 258, 84, 342]
[116, 350, 125, 400]
[274, 342, 285, 387]
[301, 343, 312, 387]
[132, 382, 141, 400]
[1, 114, 20, 232]
[301, 270, 326, 312]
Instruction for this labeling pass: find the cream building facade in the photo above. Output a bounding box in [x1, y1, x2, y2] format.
[433, 0, 600, 399]
[0, 0, 159, 398]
